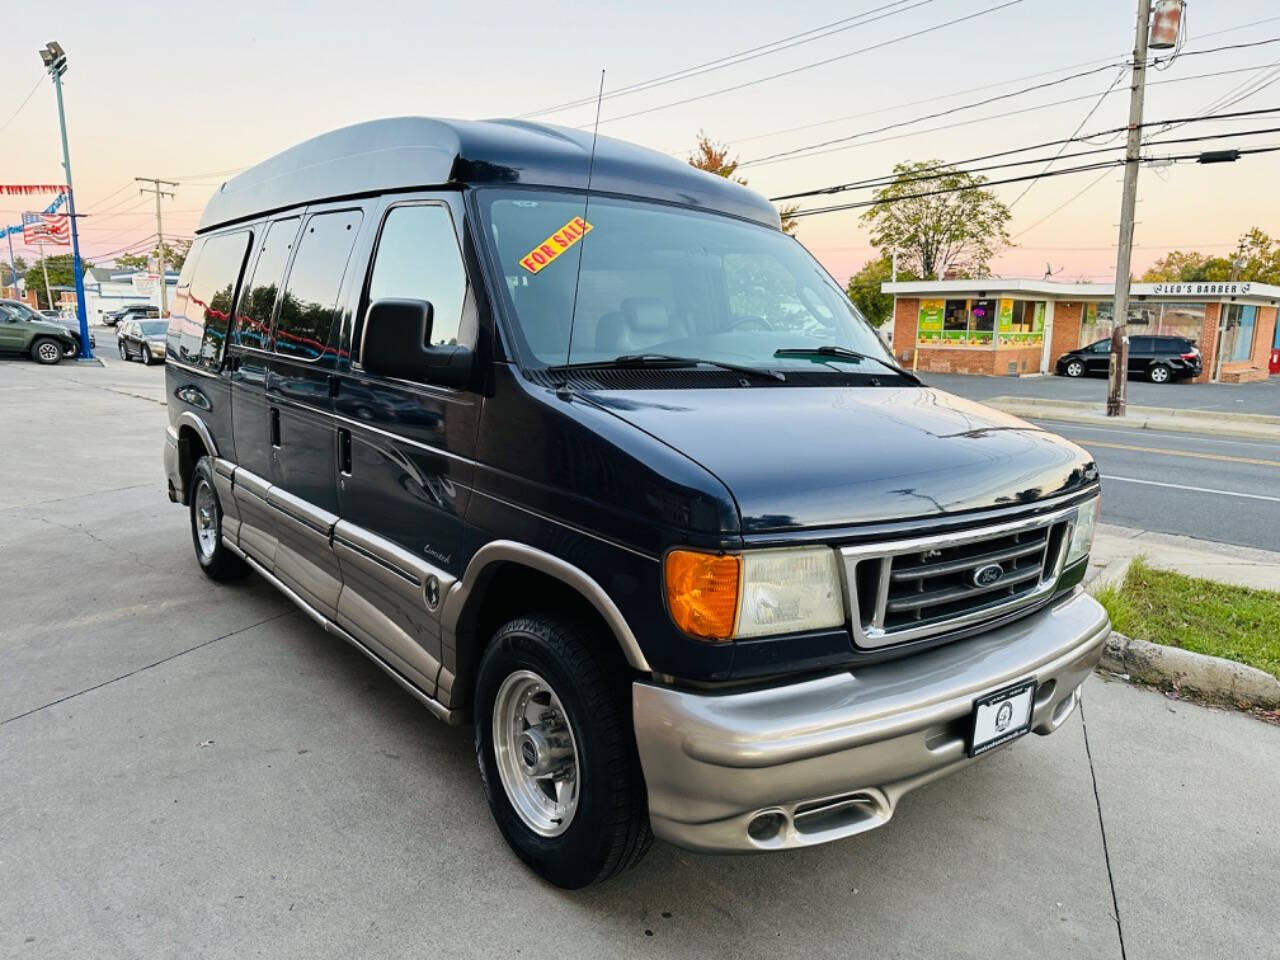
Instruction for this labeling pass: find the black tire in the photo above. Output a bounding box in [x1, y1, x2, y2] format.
[475, 615, 652, 888]
[1149, 363, 1171, 383]
[1063, 359, 1085, 378]
[141, 345, 152, 366]
[119, 340, 128, 361]
[31, 336, 63, 365]
[189, 457, 248, 581]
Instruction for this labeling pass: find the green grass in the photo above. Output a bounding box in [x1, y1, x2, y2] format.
[1094, 557, 1280, 680]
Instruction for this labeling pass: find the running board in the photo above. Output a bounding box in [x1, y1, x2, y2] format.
[224, 536, 464, 725]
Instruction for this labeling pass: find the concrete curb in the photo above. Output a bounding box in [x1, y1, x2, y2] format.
[1101, 631, 1280, 709]
[985, 396, 1280, 441]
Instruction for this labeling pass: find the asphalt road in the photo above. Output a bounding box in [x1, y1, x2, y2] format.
[2, 345, 1279, 959]
[1025, 418, 1280, 553]
[925, 369, 1280, 414]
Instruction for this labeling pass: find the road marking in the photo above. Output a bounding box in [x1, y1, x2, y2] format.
[1102, 475, 1280, 503]
[1078, 439, 1280, 468]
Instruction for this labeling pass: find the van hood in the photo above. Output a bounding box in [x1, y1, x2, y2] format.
[580, 386, 1097, 532]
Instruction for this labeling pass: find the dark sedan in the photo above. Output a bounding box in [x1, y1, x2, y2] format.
[117, 318, 168, 365]
[1056, 334, 1202, 383]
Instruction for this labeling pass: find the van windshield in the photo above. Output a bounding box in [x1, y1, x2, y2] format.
[476, 189, 893, 375]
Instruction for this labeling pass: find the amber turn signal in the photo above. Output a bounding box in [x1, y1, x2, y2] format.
[664, 550, 742, 642]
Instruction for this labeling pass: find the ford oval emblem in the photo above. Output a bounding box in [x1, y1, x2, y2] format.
[972, 563, 1004, 587]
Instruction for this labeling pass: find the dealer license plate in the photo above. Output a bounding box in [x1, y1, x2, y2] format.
[969, 680, 1036, 758]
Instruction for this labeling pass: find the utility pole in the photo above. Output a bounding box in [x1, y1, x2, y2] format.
[37, 239, 52, 310]
[5, 231, 17, 299]
[39, 42, 93, 360]
[1106, 0, 1153, 417]
[136, 177, 178, 317]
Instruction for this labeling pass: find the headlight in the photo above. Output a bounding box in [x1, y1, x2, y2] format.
[664, 547, 845, 642]
[1065, 496, 1100, 568]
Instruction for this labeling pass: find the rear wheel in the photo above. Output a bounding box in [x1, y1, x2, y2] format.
[474, 614, 651, 888]
[31, 337, 63, 365]
[1064, 359, 1085, 378]
[1149, 363, 1171, 383]
[189, 457, 247, 581]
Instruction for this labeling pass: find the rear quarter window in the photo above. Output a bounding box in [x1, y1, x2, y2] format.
[274, 210, 362, 362]
[168, 231, 253, 369]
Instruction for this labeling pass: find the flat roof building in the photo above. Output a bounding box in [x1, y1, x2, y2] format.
[882, 278, 1280, 383]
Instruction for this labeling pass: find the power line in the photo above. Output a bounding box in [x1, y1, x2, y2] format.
[0, 76, 45, 136]
[790, 144, 1280, 218]
[745, 59, 1280, 168]
[590, 0, 1030, 127]
[1010, 170, 1114, 239]
[519, 0, 934, 119]
[770, 105, 1280, 201]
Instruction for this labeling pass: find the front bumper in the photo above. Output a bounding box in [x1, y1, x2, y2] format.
[633, 590, 1108, 853]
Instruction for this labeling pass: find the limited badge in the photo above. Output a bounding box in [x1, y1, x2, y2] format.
[519, 216, 593, 274]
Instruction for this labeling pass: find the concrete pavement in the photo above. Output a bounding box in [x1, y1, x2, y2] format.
[3, 349, 1279, 959]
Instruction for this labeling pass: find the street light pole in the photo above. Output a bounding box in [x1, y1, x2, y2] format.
[39, 42, 93, 361]
[1105, 0, 1152, 417]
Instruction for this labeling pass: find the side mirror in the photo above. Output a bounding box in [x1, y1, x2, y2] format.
[361, 298, 473, 388]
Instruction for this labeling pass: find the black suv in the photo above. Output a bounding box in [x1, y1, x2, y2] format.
[1056, 334, 1202, 382]
[163, 118, 1107, 888]
[105, 304, 158, 327]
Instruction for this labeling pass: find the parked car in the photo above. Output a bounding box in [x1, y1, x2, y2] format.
[0, 298, 80, 364]
[44, 312, 97, 356]
[163, 118, 1106, 889]
[104, 304, 157, 327]
[117, 317, 168, 364]
[1056, 334, 1202, 382]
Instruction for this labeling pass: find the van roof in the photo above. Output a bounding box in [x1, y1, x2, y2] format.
[196, 117, 781, 234]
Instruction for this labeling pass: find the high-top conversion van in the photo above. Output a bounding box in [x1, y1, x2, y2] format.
[164, 118, 1107, 888]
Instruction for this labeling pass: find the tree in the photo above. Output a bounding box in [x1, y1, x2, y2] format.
[1140, 228, 1280, 284]
[1230, 227, 1280, 284]
[1141, 250, 1231, 282]
[2, 255, 29, 289]
[846, 254, 917, 327]
[24, 254, 94, 309]
[114, 239, 192, 272]
[689, 130, 799, 235]
[859, 161, 1012, 279]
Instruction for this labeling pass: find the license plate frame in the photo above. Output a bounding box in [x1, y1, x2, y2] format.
[968, 679, 1037, 758]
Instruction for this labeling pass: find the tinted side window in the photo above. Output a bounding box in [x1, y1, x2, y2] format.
[275, 210, 362, 361]
[192, 232, 252, 368]
[166, 238, 204, 358]
[233, 217, 299, 351]
[361, 204, 468, 358]
[1130, 337, 1154, 354]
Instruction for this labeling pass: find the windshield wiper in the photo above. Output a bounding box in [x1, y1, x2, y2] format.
[773, 345, 921, 385]
[553, 353, 785, 382]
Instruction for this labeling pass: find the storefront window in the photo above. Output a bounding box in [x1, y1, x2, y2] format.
[943, 299, 968, 341]
[1082, 300, 1206, 347]
[1220, 303, 1257, 362]
[997, 299, 1045, 346]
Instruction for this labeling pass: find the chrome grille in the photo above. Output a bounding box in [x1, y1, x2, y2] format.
[841, 506, 1075, 649]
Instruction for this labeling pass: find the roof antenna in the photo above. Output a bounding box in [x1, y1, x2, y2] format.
[558, 68, 605, 398]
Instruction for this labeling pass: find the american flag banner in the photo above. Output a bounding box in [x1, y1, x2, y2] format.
[21, 211, 71, 245]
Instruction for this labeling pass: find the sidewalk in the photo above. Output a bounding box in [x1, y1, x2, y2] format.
[984, 396, 1280, 441]
[1088, 523, 1280, 593]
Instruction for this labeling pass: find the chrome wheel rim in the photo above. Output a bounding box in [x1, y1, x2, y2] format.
[492, 669, 580, 837]
[119, 342, 127, 359]
[1067, 361, 1083, 377]
[37, 342, 59, 362]
[194, 480, 218, 561]
[1152, 366, 1169, 382]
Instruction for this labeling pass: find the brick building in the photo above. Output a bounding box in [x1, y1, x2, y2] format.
[882, 278, 1279, 383]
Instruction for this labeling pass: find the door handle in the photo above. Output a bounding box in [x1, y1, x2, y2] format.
[270, 407, 281, 448]
[337, 428, 352, 475]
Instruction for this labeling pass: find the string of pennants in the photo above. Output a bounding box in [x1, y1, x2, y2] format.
[2, 186, 69, 241]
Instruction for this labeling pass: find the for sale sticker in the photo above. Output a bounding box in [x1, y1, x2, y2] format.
[519, 216, 593, 274]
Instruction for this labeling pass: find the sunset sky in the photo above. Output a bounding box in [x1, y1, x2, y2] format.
[3, 0, 1278, 286]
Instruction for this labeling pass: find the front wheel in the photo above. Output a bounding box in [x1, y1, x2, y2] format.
[1149, 363, 1171, 383]
[141, 345, 153, 366]
[189, 457, 247, 581]
[119, 340, 128, 361]
[31, 337, 63, 365]
[1063, 359, 1085, 378]
[474, 615, 652, 888]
